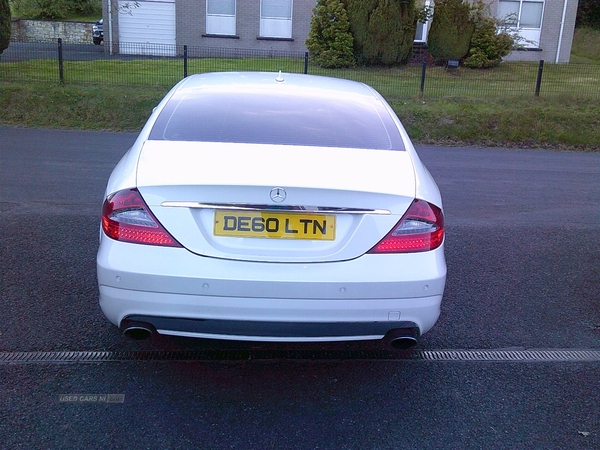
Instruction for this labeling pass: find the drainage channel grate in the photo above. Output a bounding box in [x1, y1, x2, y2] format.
[1, 349, 599, 364]
[419, 349, 600, 362]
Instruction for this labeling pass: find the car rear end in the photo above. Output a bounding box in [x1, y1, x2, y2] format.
[97, 72, 446, 348]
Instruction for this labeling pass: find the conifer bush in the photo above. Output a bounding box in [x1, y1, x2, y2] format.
[427, 0, 475, 61]
[306, 0, 355, 68]
[344, 0, 417, 66]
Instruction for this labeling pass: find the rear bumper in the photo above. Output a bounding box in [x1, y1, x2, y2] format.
[121, 315, 420, 342]
[97, 236, 446, 342]
[100, 284, 442, 341]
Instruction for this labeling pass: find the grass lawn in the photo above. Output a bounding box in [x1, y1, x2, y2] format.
[1, 24, 599, 151]
[2, 56, 599, 99]
[1, 79, 598, 151]
[571, 27, 600, 64]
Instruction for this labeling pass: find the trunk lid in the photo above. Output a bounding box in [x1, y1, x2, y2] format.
[136, 141, 416, 262]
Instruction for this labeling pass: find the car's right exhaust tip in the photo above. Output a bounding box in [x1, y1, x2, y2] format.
[121, 319, 155, 340]
[385, 328, 419, 350]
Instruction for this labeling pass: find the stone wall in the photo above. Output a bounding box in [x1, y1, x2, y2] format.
[11, 19, 94, 44]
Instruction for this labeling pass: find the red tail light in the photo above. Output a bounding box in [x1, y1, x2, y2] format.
[102, 188, 181, 247]
[368, 199, 444, 253]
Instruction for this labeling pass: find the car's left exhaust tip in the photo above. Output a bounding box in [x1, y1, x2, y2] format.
[384, 328, 419, 350]
[121, 319, 155, 340]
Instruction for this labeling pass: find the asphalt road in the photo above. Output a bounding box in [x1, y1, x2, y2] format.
[1, 42, 176, 62]
[1, 42, 107, 62]
[0, 126, 599, 449]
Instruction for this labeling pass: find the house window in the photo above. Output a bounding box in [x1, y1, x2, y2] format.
[260, 0, 293, 39]
[206, 0, 236, 36]
[497, 0, 544, 47]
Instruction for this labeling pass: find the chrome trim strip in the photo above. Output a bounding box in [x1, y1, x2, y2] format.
[161, 202, 390, 215]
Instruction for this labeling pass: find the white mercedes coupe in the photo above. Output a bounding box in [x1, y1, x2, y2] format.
[97, 72, 446, 350]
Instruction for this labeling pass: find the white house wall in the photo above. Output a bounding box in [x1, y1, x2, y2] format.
[503, 0, 579, 63]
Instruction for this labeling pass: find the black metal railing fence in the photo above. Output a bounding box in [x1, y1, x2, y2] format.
[1, 40, 599, 100]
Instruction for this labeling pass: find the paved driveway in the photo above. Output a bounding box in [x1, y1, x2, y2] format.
[0, 126, 599, 449]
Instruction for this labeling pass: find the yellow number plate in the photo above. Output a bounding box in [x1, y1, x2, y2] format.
[214, 210, 336, 240]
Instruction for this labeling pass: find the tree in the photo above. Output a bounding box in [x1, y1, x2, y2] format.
[306, 0, 355, 68]
[576, 0, 600, 29]
[31, 0, 69, 19]
[0, 0, 10, 55]
[70, 0, 98, 15]
[344, 0, 417, 66]
[427, 0, 475, 61]
[8, 0, 101, 20]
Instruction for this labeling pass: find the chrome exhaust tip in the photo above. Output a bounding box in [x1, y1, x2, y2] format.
[385, 328, 419, 350]
[121, 320, 155, 340]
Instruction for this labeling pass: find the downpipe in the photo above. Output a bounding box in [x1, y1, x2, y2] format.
[121, 319, 156, 340]
[385, 328, 419, 350]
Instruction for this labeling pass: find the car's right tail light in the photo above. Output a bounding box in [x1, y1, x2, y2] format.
[368, 199, 444, 253]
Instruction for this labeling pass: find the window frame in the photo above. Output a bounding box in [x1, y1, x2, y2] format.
[206, 0, 237, 36]
[259, 0, 293, 39]
[497, 0, 545, 48]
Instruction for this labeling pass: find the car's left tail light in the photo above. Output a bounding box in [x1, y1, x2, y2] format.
[102, 188, 182, 247]
[368, 199, 444, 254]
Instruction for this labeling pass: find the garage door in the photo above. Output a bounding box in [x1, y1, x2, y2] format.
[118, 0, 176, 56]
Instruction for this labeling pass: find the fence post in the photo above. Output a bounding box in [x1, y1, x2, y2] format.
[420, 57, 427, 98]
[57, 38, 64, 83]
[535, 60, 544, 97]
[183, 45, 188, 78]
[304, 52, 309, 74]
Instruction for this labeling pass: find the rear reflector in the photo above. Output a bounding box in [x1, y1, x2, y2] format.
[102, 188, 181, 247]
[368, 199, 444, 253]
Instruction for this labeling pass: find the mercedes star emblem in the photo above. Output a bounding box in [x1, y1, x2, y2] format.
[270, 187, 286, 203]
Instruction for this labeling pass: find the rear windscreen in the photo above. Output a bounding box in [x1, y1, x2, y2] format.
[149, 89, 405, 150]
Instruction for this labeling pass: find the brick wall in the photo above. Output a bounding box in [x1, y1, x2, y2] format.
[176, 0, 316, 52]
[11, 19, 94, 44]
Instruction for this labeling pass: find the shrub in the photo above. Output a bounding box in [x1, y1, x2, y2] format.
[12, 0, 69, 19]
[464, 17, 514, 68]
[306, 0, 355, 68]
[427, 0, 475, 61]
[69, 0, 99, 15]
[344, 0, 417, 66]
[10, 0, 101, 20]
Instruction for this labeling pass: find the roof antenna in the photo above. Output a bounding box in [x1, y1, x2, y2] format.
[275, 70, 284, 82]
